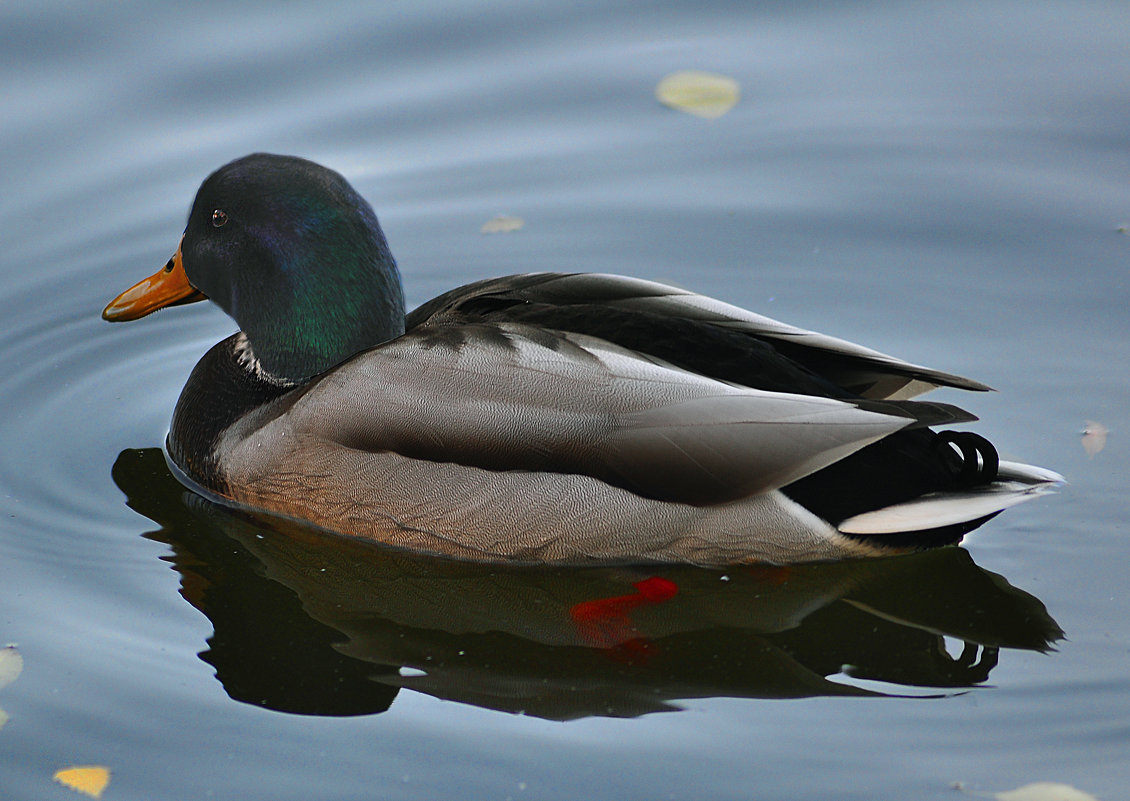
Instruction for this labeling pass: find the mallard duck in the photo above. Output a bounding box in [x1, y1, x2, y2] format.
[103, 153, 1059, 565]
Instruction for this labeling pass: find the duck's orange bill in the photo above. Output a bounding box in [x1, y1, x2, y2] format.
[101, 237, 207, 322]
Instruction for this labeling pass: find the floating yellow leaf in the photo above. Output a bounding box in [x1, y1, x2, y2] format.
[995, 782, 1100, 801]
[53, 766, 111, 799]
[656, 70, 740, 119]
[480, 215, 524, 234]
[0, 645, 22, 690]
[0, 707, 8, 731]
[1081, 421, 1108, 457]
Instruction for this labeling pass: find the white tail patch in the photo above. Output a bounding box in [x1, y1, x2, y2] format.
[838, 461, 1064, 535]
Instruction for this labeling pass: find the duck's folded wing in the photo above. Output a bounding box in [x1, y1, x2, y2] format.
[406, 273, 990, 400]
[280, 323, 912, 506]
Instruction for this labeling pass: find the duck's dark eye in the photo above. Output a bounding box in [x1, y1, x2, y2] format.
[212, 209, 228, 228]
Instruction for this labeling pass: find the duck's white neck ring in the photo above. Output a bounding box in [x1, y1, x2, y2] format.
[232, 332, 300, 388]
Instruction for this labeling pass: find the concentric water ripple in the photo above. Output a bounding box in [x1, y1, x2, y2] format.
[0, 280, 229, 564]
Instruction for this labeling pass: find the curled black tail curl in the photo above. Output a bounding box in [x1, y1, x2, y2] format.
[936, 431, 999, 485]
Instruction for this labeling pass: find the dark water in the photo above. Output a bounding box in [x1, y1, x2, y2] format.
[2, 1, 1128, 799]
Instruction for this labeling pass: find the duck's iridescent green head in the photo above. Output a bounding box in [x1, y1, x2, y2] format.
[104, 154, 406, 383]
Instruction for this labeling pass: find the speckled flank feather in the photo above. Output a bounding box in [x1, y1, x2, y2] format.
[219, 440, 887, 565]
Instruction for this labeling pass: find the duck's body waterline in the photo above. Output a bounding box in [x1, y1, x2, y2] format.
[104, 153, 1060, 565]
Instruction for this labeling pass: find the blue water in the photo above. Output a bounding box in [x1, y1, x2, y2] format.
[2, 1, 1129, 799]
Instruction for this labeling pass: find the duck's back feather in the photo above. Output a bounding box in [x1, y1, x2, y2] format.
[406, 273, 992, 400]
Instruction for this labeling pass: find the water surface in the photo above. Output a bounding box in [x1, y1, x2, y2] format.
[2, 2, 1128, 799]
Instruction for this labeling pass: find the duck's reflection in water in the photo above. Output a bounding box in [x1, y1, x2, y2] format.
[113, 448, 1062, 720]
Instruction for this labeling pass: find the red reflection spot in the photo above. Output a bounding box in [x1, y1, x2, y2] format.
[633, 576, 679, 602]
[569, 577, 679, 663]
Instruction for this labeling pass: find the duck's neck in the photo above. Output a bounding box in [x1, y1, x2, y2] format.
[169, 334, 297, 493]
[236, 225, 406, 384]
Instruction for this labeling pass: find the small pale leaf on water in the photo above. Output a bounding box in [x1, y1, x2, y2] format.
[0, 707, 8, 731]
[0, 646, 22, 690]
[1081, 420, 1108, 457]
[53, 766, 111, 799]
[656, 71, 740, 119]
[995, 782, 1100, 801]
[480, 216, 524, 234]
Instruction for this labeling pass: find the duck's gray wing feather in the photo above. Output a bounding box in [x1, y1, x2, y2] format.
[406, 273, 991, 400]
[277, 322, 911, 506]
